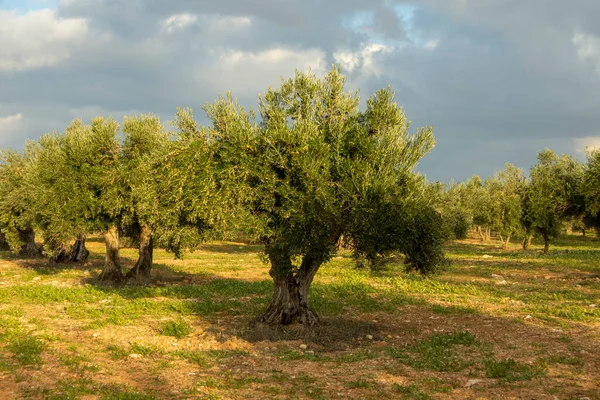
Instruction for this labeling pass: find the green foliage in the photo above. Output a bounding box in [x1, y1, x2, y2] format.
[486, 164, 525, 246]
[439, 182, 472, 239]
[4, 332, 46, 366]
[26, 118, 123, 249]
[0, 149, 38, 254]
[229, 66, 438, 274]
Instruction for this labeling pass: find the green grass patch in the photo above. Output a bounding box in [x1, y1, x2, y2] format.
[392, 384, 432, 400]
[546, 354, 584, 366]
[386, 331, 479, 372]
[159, 318, 193, 339]
[345, 378, 374, 389]
[485, 358, 546, 382]
[5, 333, 46, 366]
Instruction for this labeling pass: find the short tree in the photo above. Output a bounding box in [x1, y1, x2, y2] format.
[582, 149, 600, 234]
[26, 133, 90, 263]
[467, 175, 493, 241]
[0, 149, 41, 257]
[120, 114, 170, 278]
[182, 67, 442, 325]
[485, 163, 525, 248]
[529, 149, 583, 253]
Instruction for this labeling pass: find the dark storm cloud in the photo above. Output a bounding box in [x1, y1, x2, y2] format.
[1, 0, 599, 181]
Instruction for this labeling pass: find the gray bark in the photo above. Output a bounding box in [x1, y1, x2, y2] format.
[52, 235, 89, 263]
[258, 254, 321, 326]
[98, 225, 123, 282]
[126, 224, 153, 278]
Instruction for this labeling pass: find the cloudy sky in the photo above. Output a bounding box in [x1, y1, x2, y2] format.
[1, 0, 600, 182]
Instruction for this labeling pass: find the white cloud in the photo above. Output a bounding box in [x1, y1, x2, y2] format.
[0, 9, 87, 71]
[573, 136, 600, 154]
[209, 16, 252, 31]
[334, 43, 391, 76]
[208, 47, 327, 96]
[161, 13, 198, 33]
[424, 40, 439, 50]
[573, 31, 600, 75]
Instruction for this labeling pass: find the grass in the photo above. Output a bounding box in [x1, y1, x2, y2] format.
[160, 318, 193, 338]
[485, 358, 547, 382]
[386, 331, 480, 372]
[0, 233, 598, 399]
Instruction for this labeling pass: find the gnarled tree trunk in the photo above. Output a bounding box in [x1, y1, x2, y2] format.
[543, 234, 550, 254]
[258, 253, 321, 326]
[98, 225, 123, 282]
[52, 235, 89, 263]
[17, 227, 40, 258]
[126, 224, 153, 278]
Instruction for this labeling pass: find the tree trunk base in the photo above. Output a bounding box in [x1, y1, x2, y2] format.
[98, 268, 124, 282]
[125, 262, 152, 279]
[257, 267, 320, 326]
[257, 304, 319, 326]
[18, 243, 41, 258]
[99, 225, 123, 283]
[126, 226, 153, 279]
[52, 238, 89, 263]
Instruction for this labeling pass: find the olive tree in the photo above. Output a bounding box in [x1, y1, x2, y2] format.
[0, 149, 41, 257]
[486, 163, 525, 248]
[529, 149, 583, 253]
[29, 118, 124, 279]
[26, 133, 90, 263]
[120, 114, 170, 278]
[172, 67, 441, 325]
[467, 175, 493, 241]
[582, 149, 600, 234]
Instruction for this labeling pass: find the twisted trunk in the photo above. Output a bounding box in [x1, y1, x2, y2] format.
[52, 235, 89, 263]
[522, 234, 533, 250]
[126, 224, 153, 278]
[17, 227, 40, 258]
[543, 234, 550, 254]
[258, 253, 321, 326]
[98, 225, 123, 282]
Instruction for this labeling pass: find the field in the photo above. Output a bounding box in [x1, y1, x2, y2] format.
[0, 235, 599, 399]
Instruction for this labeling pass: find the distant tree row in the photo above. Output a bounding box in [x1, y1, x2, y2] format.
[0, 67, 447, 325]
[430, 149, 600, 252]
